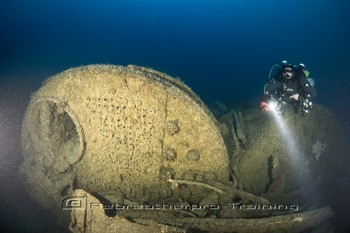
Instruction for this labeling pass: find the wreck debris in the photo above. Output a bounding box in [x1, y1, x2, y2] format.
[233, 111, 247, 147]
[167, 179, 226, 194]
[167, 179, 269, 204]
[312, 139, 326, 162]
[157, 206, 333, 233]
[69, 189, 333, 233]
[220, 110, 247, 156]
[20, 64, 229, 212]
[234, 104, 342, 205]
[19, 65, 342, 232]
[69, 190, 186, 233]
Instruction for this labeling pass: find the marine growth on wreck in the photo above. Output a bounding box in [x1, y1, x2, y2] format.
[20, 64, 341, 233]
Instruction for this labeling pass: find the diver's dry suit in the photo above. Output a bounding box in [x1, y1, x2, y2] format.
[264, 64, 317, 114]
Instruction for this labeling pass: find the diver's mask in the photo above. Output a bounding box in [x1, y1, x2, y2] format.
[283, 68, 294, 79]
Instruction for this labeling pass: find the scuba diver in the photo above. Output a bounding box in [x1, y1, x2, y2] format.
[260, 61, 317, 116]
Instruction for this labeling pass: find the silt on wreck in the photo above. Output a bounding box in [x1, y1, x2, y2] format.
[20, 64, 341, 232]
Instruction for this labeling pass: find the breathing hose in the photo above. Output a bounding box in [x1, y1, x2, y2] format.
[264, 64, 280, 94]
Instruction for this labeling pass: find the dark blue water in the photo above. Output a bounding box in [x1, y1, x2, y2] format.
[1, 0, 350, 232]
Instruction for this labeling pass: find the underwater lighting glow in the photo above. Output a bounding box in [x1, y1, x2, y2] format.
[269, 110, 315, 203]
[270, 110, 303, 164]
[268, 101, 279, 113]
